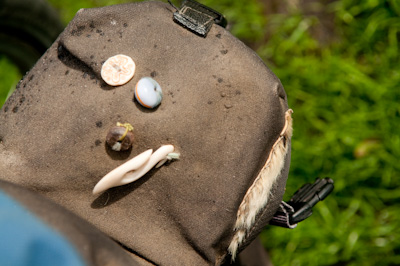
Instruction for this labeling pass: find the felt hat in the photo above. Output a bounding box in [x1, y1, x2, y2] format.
[0, 1, 292, 264]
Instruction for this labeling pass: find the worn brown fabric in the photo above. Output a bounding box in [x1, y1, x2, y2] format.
[238, 237, 273, 266]
[0, 1, 290, 265]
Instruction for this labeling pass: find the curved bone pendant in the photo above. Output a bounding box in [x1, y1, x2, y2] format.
[93, 145, 175, 195]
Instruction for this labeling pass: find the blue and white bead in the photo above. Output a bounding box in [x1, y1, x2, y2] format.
[134, 77, 163, 108]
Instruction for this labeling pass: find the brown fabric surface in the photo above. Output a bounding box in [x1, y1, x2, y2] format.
[0, 180, 143, 266]
[0, 1, 290, 265]
[237, 237, 273, 266]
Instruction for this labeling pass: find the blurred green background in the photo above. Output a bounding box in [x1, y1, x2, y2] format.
[1, 0, 399, 265]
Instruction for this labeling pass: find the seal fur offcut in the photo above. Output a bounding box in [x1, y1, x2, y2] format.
[228, 109, 293, 260]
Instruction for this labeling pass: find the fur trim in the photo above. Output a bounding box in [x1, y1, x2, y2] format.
[228, 109, 293, 260]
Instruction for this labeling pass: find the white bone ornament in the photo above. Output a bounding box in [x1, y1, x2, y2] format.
[101, 54, 136, 86]
[93, 145, 178, 194]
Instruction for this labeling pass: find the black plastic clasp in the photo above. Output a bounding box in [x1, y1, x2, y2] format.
[288, 177, 334, 224]
[269, 178, 334, 228]
[170, 0, 227, 37]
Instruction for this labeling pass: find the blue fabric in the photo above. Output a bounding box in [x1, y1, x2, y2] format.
[0, 190, 85, 266]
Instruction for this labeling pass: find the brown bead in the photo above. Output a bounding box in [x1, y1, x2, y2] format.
[106, 126, 134, 151]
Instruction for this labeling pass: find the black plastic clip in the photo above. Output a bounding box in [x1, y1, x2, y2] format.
[270, 178, 334, 228]
[170, 0, 227, 37]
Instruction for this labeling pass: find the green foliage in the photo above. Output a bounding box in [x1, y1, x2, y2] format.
[48, 0, 267, 43]
[201, 0, 266, 42]
[0, 0, 399, 265]
[257, 0, 400, 265]
[47, 0, 138, 24]
[0, 56, 21, 107]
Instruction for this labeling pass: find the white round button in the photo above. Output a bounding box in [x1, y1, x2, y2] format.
[101, 54, 136, 86]
[134, 77, 163, 109]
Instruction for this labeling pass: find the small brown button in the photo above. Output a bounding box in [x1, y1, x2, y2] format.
[106, 122, 134, 151]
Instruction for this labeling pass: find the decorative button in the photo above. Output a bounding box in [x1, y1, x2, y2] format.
[134, 77, 163, 108]
[106, 122, 134, 151]
[101, 54, 136, 86]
